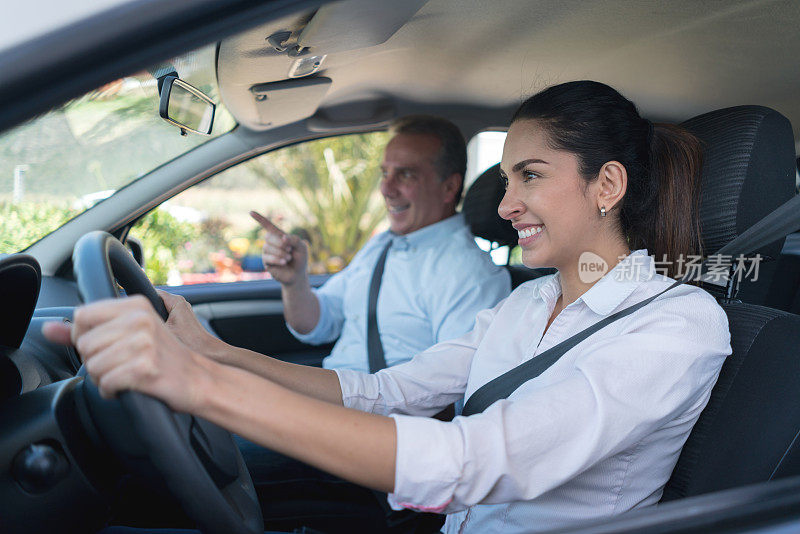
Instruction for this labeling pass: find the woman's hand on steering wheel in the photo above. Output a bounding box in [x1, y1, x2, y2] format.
[158, 289, 229, 363]
[43, 295, 214, 414]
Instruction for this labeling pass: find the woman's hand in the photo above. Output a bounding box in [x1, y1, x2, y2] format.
[157, 289, 227, 363]
[42, 295, 214, 413]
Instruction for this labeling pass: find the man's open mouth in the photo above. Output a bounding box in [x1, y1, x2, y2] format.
[388, 204, 410, 214]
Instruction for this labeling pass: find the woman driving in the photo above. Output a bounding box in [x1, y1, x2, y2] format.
[44, 80, 731, 533]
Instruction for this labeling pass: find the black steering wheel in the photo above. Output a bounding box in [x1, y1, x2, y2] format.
[72, 231, 263, 534]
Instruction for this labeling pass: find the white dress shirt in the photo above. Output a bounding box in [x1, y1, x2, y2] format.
[336, 249, 732, 533]
[290, 213, 511, 372]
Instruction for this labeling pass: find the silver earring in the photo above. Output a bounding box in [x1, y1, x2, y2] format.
[600, 206, 607, 217]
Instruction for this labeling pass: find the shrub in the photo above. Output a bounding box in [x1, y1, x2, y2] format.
[130, 208, 199, 285]
[0, 201, 79, 253]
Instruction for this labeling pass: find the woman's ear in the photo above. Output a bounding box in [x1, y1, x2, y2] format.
[596, 161, 627, 213]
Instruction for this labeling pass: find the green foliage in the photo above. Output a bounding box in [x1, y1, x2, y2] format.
[130, 208, 199, 285]
[246, 132, 390, 269]
[127, 132, 391, 283]
[0, 201, 79, 253]
[509, 244, 523, 265]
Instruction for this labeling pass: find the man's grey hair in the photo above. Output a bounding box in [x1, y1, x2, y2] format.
[389, 115, 467, 201]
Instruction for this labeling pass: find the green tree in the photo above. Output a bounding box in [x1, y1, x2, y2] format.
[246, 133, 390, 269]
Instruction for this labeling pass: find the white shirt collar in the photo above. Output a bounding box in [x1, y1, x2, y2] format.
[390, 213, 464, 250]
[533, 249, 655, 316]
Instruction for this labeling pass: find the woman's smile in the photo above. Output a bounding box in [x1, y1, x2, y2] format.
[514, 223, 545, 246]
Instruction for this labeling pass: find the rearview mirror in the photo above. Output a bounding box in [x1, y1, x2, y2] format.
[158, 76, 215, 135]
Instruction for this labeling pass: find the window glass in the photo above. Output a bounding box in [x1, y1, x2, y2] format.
[466, 130, 519, 265]
[130, 132, 391, 285]
[0, 43, 236, 253]
[464, 130, 506, 191]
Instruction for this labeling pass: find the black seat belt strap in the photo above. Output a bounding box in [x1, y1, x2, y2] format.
[366, 239, 393, 373]
[714, 193, 800, 259]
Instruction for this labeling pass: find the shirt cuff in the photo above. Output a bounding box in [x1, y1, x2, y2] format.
[387, 414, 465, 514]
[285, 289, 330, 344]
[334, 368, 381, 412]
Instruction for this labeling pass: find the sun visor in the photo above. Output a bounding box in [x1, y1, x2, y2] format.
[296, 0, 428, 54]
[307, 99, 395, 132]
[249, 77, 332, 127]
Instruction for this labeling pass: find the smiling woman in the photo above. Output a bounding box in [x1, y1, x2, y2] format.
[0, 44, 235, 254]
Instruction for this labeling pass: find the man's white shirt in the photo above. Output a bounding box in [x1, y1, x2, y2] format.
[289, 213, 511, 371]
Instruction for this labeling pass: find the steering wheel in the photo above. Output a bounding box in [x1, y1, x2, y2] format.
[72, 231, 263, 534]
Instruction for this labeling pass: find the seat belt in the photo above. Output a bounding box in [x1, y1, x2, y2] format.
[713, 193, 800, 260]
[366, 239, 393, 373]
[462, 193, 800, 417]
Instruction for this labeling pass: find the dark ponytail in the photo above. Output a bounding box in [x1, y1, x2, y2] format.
[512, 81, 703, 278]
[645, 124, 703, 277]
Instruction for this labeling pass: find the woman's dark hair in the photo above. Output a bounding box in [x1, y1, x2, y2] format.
[512, 80, 703, 279]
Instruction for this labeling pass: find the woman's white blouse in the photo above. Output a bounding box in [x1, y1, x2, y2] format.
[335, 250, 732, 533]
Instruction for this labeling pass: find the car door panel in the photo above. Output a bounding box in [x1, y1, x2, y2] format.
[161, 275, 334, 367]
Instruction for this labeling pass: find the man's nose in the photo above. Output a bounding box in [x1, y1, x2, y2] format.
[380, 172, 398, 196]
[498, 186, 524, 221]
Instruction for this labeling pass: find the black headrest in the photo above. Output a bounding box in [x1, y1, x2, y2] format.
[681, 105, 796, 259]
[462, 163, 517, 246]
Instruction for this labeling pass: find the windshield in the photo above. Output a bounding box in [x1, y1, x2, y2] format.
[0, 44, 235, 253]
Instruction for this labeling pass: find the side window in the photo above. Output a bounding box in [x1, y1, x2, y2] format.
[129, 132, 391, 285]
[465, 130, 519, 266]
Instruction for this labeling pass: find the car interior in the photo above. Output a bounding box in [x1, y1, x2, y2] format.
[2, 0, 800, 533]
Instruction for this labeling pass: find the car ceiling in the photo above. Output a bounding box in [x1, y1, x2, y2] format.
[218, 0, 800, 148]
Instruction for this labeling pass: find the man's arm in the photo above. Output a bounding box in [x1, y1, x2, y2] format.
[432, 263, 511, 344]
[250, 211, 320, 334]
[279, 274, 320, 335]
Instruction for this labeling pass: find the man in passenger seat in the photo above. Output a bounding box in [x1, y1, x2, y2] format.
[241, 115, 510, 531]
[251, 115, 510, 375]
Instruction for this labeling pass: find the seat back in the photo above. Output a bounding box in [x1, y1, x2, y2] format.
[663, 303, 800, 499]
[461, 164, 554, 288]
[662, 105, 799, 500]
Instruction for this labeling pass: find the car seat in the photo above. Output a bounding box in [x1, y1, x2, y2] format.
[662, 105, 800, 500]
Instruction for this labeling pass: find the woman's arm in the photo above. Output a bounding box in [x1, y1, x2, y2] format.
[200, 357, 396, 491]
[42, 295, 396, 491]
[158, 289, 343, 405]
[207, 342, 344, 405]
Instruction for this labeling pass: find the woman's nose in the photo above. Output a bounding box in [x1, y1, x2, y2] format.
[498, 187, 524, 221]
